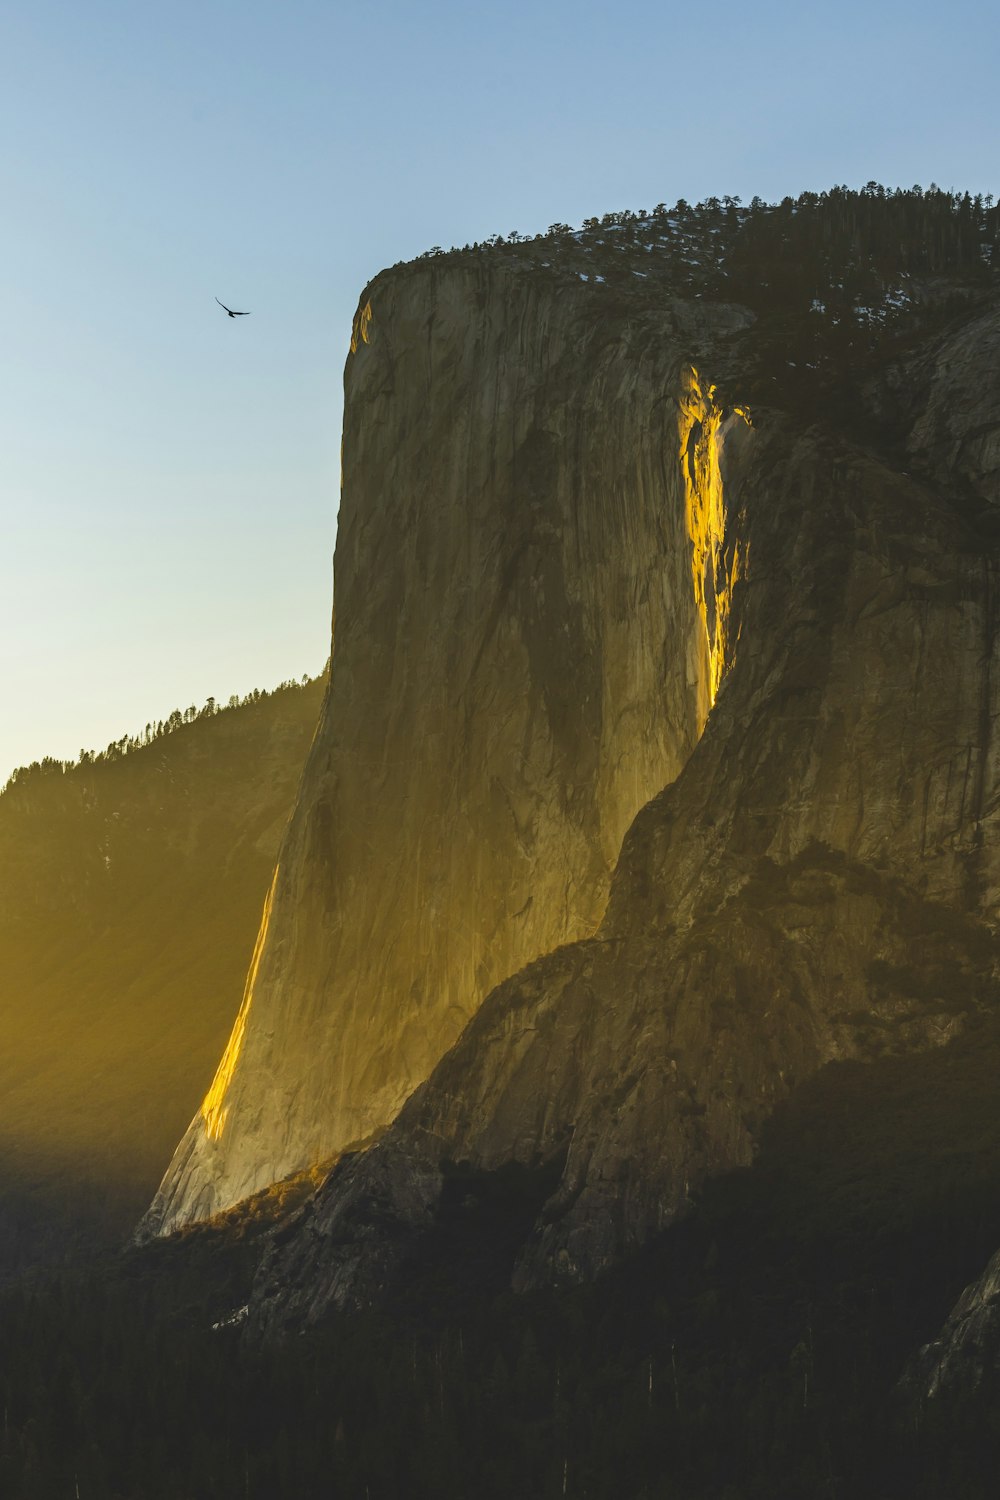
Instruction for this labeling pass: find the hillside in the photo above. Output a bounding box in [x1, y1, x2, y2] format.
[0, 674, 324, 1273]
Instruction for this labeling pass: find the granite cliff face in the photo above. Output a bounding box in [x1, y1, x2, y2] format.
[142, 263, 752, 1236]
[248, 283, 1000, 1333]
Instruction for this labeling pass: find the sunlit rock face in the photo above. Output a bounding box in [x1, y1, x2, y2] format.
[251, 294, 1000, 1334]
[141, 263, 751, 1236]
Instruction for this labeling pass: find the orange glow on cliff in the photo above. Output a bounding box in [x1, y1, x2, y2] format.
[680, 371, 750, 723]
[350, 300, 373, 354]
[200, 864, 280, 1142]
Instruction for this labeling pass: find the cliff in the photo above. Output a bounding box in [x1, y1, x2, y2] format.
[141, 263, 751, 1236]
[247, 276, 1000, 1331]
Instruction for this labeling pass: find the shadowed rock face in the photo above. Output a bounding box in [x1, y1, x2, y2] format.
[141, 264, 752, 1237]
[250, 292, 1000, 1336]
[904, 1248, 1000, 1403]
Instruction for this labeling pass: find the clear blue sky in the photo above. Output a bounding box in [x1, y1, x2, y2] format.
[1, 0, 997, 783]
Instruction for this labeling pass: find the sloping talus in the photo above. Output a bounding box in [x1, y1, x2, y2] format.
[251, 296, 1000, 1334]
[141, 265, 750, 1236]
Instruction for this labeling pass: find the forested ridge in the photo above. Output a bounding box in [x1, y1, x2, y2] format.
[3, 673, 318, 798]
[0, 672, 325, 1279]
[381, 183, 1000, 423]
[411, 181, 1000, 310]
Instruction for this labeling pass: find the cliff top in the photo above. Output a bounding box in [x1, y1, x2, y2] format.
[361, 183, 1000, 423]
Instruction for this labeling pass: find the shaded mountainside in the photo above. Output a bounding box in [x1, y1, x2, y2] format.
[6, 993, 1000, 1497]
[0, 675, 324, 1273]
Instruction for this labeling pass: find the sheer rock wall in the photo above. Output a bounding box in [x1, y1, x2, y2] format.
[141, 264, 751, 1237]
[250, 294, 1000, 1333]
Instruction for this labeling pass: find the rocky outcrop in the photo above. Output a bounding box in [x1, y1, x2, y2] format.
[250, 291, 1000, 1335]
[904, 1248, 1000, 1402]
[141, 263, 753, 1236]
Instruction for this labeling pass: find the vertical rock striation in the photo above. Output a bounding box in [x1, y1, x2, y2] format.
[141, 263, 751, 1236]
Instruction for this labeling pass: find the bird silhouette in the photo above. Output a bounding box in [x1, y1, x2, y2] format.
[215, 297, 251, 318]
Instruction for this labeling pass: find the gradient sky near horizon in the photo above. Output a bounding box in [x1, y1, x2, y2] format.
[1, 0, 997, 784]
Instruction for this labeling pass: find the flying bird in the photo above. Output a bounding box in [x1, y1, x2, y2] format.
[215, 297, 251, 318]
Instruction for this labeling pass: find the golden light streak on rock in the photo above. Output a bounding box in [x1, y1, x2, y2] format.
[350, 299, 373, 354]
[200, 865, 280, 1142]
[679, 371, 750, 724]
